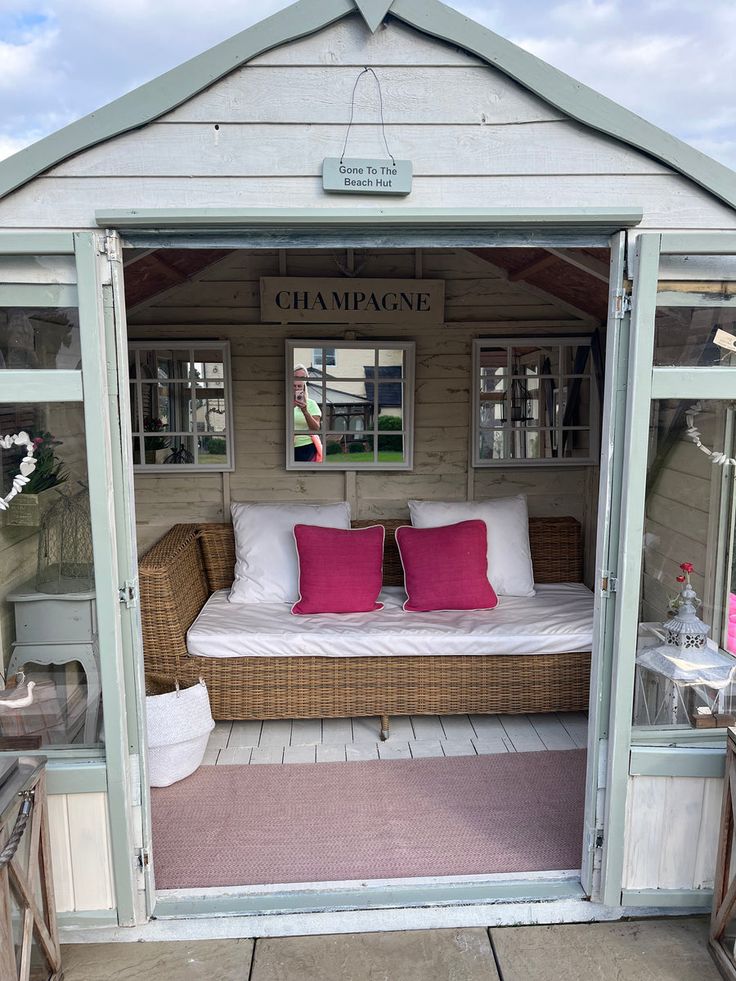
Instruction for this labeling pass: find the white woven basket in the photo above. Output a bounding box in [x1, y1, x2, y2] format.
[146, 680, 215, 787]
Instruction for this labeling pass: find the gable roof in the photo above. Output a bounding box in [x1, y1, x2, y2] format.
[1, 0, 735, 211]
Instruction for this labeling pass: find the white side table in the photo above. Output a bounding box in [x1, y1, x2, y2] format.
[635, 622, 736, 726]
[5, 582, 100, 744]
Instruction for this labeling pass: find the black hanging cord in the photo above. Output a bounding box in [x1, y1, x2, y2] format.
[340, 67, 396, 166]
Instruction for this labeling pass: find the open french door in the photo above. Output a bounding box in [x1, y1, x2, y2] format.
[598, 230, 736, 907]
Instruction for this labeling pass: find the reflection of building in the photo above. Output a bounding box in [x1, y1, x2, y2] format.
[305, 369, 372, 433]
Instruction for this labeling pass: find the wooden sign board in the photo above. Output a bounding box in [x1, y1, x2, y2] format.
[322, 157, 412, 195]
[260, 278, 445, 325]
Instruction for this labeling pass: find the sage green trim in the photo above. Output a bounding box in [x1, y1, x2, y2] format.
[656, 290, 736, 308]
[0, 284, 77, 307]
[1, 0, 734, 211]
[46, 761, 108, 795]
[75, 231, 137, 928]
[391, 0, 736, 210]
[0, 232, 75, 254]
[95, 207, 644, 230]
[153, 876, 585, 918]
[0, 370, 82, 403]
[631, 725, 727, 748]
[581, 231, 628, 898]
[601, 233, 661, 909]
[57, 909, 119, 930]
[630, 746, 725, 778]
[621, 889, 713, 909]
[651, 367, 736, 400]
[659, 232, 736, 254]
[355, 0, 394, 32]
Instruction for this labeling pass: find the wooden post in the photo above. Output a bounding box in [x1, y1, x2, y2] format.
[710, 727, 736, 978]
[0, 759, 62, 981]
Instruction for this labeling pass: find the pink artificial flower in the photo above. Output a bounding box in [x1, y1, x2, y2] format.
[680, 562, 694, 574]
[676, 575, 686, 583]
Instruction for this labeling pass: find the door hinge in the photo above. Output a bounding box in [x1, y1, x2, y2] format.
[137, 847, 150, 870]
[613, 288, 632, 319]
[104, 230, 122, 263]
[129, 753, 141, 808]
[600, 573, 618, 596]
[588, 827, 604, 852]
[119, 579, 138, 608]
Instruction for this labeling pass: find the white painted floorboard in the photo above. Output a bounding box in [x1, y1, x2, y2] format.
[205, 713, 588, 766]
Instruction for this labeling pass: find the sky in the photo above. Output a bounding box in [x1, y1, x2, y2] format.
[1, 0, 735, 170]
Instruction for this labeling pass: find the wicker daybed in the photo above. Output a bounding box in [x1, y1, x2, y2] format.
[138, 516, 591, 735]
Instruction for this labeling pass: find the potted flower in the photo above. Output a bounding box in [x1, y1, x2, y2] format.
[4, 433, 68, 527]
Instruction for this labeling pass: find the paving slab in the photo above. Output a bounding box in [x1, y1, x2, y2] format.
[60, 939, 254, 981]
[492, 917, 721, 981]
[250, 928, 499, 981]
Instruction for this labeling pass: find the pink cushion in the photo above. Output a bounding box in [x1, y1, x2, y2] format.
[395, 520, 499, 613]
[292, 524, 385, 615]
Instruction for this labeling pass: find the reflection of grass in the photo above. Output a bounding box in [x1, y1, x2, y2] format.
[324, 451, 404, 464]
[197, 453, 227, 465]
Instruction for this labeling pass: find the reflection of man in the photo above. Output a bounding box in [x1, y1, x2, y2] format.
[293, 364, 322, 462]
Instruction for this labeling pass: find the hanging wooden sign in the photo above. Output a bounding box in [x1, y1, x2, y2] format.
[322, 158, 413, 196]
[260, 278, 445, 325]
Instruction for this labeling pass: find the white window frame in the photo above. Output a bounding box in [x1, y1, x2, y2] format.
[286, 339, 415, 472]
[313, 346, 336, 368]
[129, 339, 234, 472]
[472, 335, 600, 467]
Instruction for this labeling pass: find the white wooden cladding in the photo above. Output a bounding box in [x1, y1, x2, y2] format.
[50, 124, 672, 179]
[46, 793, 115, 912]
[1, 18, 734, 230]
[622, 775, 722, 891]
[4, 176, 734, 232]
[128, 247, 599, 557]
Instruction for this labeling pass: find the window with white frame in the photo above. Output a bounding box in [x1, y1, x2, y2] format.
[473, 336, 599, 466]
[287, 340, 414, 470]
[129, 341, 234, 471]
[313, 346, 336, 368]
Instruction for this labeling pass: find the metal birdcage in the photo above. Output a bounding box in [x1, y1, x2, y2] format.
[35, 487, 94, 594]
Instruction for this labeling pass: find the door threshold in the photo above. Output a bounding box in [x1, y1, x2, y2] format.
[152, 869, 585, 920]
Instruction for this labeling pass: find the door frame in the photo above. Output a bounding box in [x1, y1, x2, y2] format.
[0, 230, 140, 925]
[100, 209, 639, 922]
[600, 229, 736, 908]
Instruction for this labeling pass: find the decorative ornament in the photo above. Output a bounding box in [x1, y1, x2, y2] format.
[0, 432, 37, 511]
[665, 561, 709, 651]
[686, 402, 736, 467]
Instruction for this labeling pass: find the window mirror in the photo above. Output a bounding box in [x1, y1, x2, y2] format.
[473, 336, 600, 466]
[129, 340, 234, 471]
[286, 340, 415, 470]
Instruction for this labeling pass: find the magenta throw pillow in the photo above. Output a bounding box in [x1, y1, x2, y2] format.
[395, 520, 499, 613]
[292, 524, 385, 615]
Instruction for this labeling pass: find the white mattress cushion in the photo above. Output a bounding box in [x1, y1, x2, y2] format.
[188, 583, 594, 659]
[408, 495, 535, 597]
[229, 501, 351, 604]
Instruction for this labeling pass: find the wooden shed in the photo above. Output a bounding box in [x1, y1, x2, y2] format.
[1, 0, 736, 944]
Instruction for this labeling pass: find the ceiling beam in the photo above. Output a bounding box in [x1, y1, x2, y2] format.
[508, 254, 558, 282]
[544, 248, 609, 283]
[461, 248, 599, 326]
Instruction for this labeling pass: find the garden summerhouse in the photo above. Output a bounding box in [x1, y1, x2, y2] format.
[1, 0, 736, 945]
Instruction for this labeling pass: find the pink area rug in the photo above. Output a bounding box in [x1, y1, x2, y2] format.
[151, 750, 586, 888]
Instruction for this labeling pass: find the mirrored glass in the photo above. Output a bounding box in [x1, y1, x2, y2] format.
[0, 308, 80, 370]
[197, 435, 228, 466]
[0, 402, 102, 750]
[654, 309, 736, 367]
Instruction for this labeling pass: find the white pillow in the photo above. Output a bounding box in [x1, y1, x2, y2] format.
[407, 495, 535, 597]
[229, 502, 351, 604]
